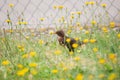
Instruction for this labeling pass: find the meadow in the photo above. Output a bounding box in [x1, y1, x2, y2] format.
[0, 1, 120, 80]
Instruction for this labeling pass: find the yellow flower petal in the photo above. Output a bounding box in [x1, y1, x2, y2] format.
[54, 50, 62, 55]
[101, 3, 107, 8]
[74, 57, 80, 61]
[17, 64, 23, 69]
[83, 39, 89, 43]
[75, 73, 83, 80]
[110, 22, 115, 28]
[99, 58, 106, 64]
[9, 3, 14, 7]
[51, 69, 58, 74]
[30, 51, 36, 57]
[66, 38, 71, 43]
[31, 69, 38, 75]
[93, 48, 98, 52]
[29, 63, 37, 68]
[117, 33, 120, 39]
[90, 39, 96, 43]
[2, 60, 10, 66]
[72, 43, 78, 48]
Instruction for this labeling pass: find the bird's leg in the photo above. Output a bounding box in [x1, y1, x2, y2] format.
[69, 47, 74, 52]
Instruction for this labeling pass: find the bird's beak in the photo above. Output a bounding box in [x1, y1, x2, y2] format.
[52, 32, 56, 34]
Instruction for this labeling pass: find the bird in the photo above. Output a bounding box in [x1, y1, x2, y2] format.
[54, 30, 83, 52]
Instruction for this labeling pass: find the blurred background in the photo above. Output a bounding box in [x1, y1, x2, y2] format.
[0, 0, 120, 28]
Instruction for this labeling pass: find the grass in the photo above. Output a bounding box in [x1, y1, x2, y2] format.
[0, 26, 120, 80]
[0, 1, 120, 80]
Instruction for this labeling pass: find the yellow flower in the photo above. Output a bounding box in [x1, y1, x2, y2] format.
[9, 29, 13, 33]
[49, 30, 54, 35]
[108, 53, 117, 63]
[61, 16, 65, 21]
[22, 54, 28, 58]
[29, 63, 37, 68]
[53, 5, 57, 9]
[108, 73, 117, 80]
[58, 18, 62, 23]
[89, 1, 95, 5]
[91, 20, 96, 25]
[75, 73, 83, 80]
[17, 70, 25, 76]
[102, 27, 108, 33]
[60, 78, 65, 80]
[58, 5, 64, 10]
[71, 12, 75, 15]
[67, 30, 72, 34]
[17, 21, 22, 25]
[89, 75, 94, 80]
[31, 33, 35, 36]
[54, 50, 61, 55]
[90, 39, 96, 43]
[93, 48, 98, 52]
[31, 69, 38, 75]
[38, 39, 44, 45]
[59, 62, 65, 67]
[17, 68, 29, 76]
[64, 21, 67, 24]
[80, 27, 83, 30]
[117, 33, 120, 39]
[66, 38, 71, 43]
[2, 60, 10, 66]
[17, 64, 23, 69]
[22, 68, 29, 73]
[22, 21, 28, 25]
[75, 37, 79, 41]
[20, 48, 24, 51]
[74, 57, 80, 61]
[77, 50, 81, 53]
[21, 22, 24, 25]
[29, 51, 36, 57]
[110, 22, 115, 28]
[51, 69, 58, 74]
[39, 18, 45, 21]
[70, 15, 74, 20]
[108, 53, 116, 60]
[25, 36, 29, 39]
[76, 22, 80, 26]
[63, 67, 68, 71]
[83, 39, 89, 43]
[76, 11, 81, 15]
[72, 43, 78, 48]
[9, 3, 14, 7]
[85, 31, 89, 34]
[99, 58, 106, 64]
[99, 74, 105, 78]
[85, 1, 89, 6]
[17, 45, 25, 51]
[101, 3, 107, 8]
[69, 51, 74, 55]
[6, 19, 11, 23]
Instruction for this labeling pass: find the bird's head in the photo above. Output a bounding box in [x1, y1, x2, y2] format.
[54, 30, 65, 37]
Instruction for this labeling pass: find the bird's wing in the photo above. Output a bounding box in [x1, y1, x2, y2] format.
[58, 37, 65, 46]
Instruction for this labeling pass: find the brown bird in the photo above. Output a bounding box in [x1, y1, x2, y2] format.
[54, 30, 83, 52]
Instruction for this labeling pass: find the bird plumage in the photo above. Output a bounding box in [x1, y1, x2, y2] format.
[55, 30, 83, 52]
